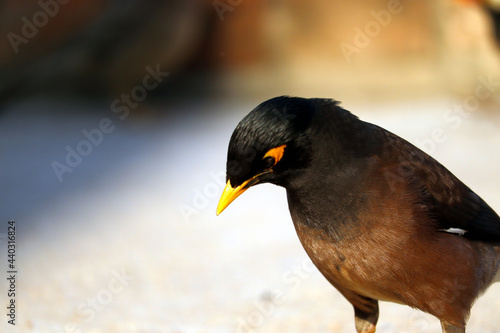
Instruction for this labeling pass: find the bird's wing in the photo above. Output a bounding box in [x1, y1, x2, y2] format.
[382, 130, 500, 242]
[430, 183, 500, 241]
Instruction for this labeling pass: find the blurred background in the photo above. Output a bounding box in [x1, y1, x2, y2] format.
[1, 0, 500, 332]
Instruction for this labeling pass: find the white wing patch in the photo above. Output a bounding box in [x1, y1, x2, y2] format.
[439, 228, 467, 236]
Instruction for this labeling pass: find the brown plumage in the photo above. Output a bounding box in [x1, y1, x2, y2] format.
[217, 96, 500, 333]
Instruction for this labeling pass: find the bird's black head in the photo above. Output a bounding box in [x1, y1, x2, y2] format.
[217, 96, 321, 215]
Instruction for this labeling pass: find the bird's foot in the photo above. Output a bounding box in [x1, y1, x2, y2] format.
[352, 296, 378, 333]
[441, 321, 465, 333]
[355, 317, 376, 333]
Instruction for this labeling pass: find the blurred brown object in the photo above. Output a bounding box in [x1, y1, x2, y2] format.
[210, 0, 434, 68]
[204, 0, 440, 101]
[0, 0, 105, 65]
[0, 0, 214, 103]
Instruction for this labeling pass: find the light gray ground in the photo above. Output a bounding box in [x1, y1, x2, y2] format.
[1, 98, 499, 333]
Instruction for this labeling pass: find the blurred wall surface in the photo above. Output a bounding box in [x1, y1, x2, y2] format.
[0, 0, 499, 106]
[206, 0, 500, 101]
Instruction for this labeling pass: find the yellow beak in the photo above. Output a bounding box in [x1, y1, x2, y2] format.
[216, 145, 286, 215]
[216, 173, 267, 215]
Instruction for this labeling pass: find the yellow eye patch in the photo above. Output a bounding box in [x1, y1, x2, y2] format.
[263, 145, 286, 167]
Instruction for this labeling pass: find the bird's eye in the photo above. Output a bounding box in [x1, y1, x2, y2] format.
[263, 156, 275, 169]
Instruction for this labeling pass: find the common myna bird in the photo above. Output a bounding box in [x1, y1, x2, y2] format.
[216, 96, 500, 333]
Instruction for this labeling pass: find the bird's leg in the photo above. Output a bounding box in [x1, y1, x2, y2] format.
[441, 321, 465, 333]
[353, 298, 379, 333]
